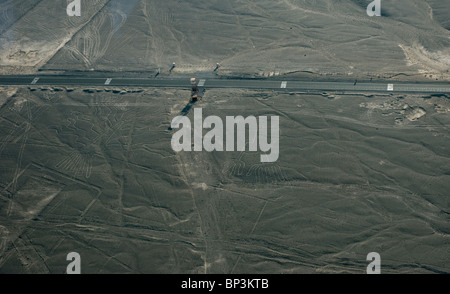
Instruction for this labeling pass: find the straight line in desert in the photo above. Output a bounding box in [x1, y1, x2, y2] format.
[36, 0, 113, 71]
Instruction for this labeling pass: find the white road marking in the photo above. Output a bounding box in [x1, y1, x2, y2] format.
[198, 79, 206, 87]
[105, 78, 112, 85]
[281, 81, 287, 89]
[31, 77, 39, 85]
[387, 84, 394, 91]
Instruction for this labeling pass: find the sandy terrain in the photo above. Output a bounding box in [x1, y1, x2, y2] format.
[0, 86, 448, 273]
[0, 0, 449, 274]
[0, 0, 109, 74]
[0, 0, 449, 80]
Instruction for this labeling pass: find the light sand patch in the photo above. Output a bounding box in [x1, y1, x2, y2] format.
[425, 97, 450, 114]
[406, 107, 426, 121]
[0, 87, 18, 98]
[360, 100, 409, 111]
[193, 183, 208, 191]
[360, 99, 428, 124]
[399, 43, 450, 80]
[11, 97, 27, 111]
[434, 104, 450, 114]
[170, 64, 218, 73]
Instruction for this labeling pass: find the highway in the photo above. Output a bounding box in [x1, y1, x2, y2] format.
[0, 75, 449, 94]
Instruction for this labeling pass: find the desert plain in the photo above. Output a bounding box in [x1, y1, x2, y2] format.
[0, 0, 449, 273]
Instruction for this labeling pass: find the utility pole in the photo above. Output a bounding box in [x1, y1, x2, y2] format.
[169, 63, 176, 73]
[214, 63, 220, 72]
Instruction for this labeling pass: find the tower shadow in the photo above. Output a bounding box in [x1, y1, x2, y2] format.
[168, 88, 206, 131]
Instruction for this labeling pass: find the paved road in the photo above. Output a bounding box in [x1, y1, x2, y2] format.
[0, 75, 449, 94]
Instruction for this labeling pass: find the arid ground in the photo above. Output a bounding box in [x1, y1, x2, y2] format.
[0, 0, 449, 273]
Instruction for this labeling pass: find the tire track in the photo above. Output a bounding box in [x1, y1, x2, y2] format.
[7, 99, 32, 217]
[40, 0, 113, 70]
[0, 0, 44, 37]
